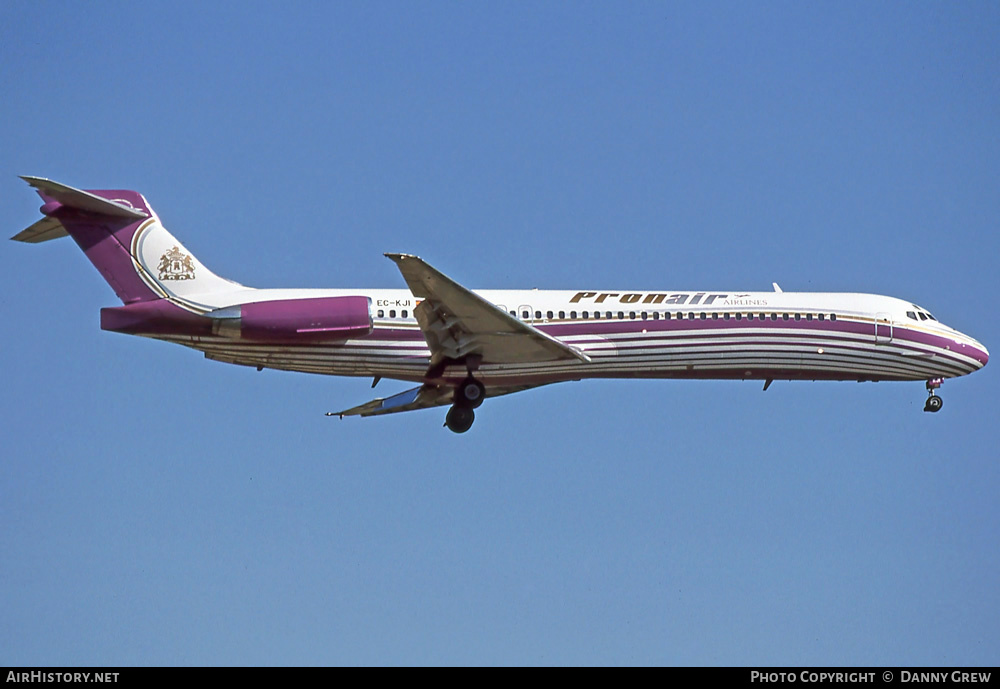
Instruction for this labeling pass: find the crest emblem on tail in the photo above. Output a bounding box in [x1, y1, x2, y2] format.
[158, 246, 195, 281]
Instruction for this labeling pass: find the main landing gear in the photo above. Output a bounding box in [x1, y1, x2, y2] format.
[924, 378, 944, 413]
[444, 377, 486, 433]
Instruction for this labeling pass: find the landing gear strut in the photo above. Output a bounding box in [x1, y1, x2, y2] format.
[444, 376, 486, 433]
[924, 378, 944, 413]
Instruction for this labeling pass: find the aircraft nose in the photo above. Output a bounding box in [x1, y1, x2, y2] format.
[967, 339, 989, 368]
[955, 334, 988, 369]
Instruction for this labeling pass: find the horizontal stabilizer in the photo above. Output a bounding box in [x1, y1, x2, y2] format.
[11, 216, 69, 243]
[21, 176, 148, 219]
[12, 176, 150, 245]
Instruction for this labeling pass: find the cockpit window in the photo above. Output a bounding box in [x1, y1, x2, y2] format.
[906, 311, 917, 320]
[918, 312, 927, 321]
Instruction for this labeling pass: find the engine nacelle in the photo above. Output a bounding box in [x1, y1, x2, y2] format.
[211, 296, 373, 341]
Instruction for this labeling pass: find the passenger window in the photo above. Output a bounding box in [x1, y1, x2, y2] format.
[806, 314, 812, 321]
[582, 311, 589, 319]
[641, 311, 648, 320]
[735, 313, 742, 321]
[522, 310, 530, 319]
[712, 313, 719, 320]
[771, 313, 777, 321]
[402, 310, 408, 318]
[389, 310, 396, 318]
[535, 311, 542, 319]
[782, 314, 789, 321]
[700, 313, 706, 320]
[570, 311, 577, 319]
[559, 311, 565, 319]
[818, 313, 824, 321]
[795, 314, 801, 321]
[378, 309, 385, 318]
[618, 311, 625, 320]
[830, 314, 837, 321]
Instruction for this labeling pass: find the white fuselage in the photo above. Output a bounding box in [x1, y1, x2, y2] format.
[17, 178, 988, 429]
[152, 285, 989, 387]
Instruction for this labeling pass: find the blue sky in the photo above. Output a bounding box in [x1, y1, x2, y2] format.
[2, 2, 997, 666]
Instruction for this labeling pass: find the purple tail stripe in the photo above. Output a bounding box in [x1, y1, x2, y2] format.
[36, 187, 157, 305]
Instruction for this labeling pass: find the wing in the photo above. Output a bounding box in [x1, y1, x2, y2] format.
[330, 382, 551, 418]
[385, 253, 590, 373]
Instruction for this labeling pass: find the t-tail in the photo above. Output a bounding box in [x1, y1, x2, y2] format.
[12, 176, 244, 313]
[13, 177, 372, 344]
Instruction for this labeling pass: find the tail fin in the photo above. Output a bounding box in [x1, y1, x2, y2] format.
[13, 177, 243, 311]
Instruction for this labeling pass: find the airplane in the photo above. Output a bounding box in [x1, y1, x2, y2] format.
[13, 176, 989, 433]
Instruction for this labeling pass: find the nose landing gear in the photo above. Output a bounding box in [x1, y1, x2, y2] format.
[924, 378, 944, 413]
[444, 377, 487, 433]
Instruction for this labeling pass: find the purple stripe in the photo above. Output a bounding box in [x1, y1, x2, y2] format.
[180, 329, 976, 376]
[558, 321, 982, 370]
[39, 188, 159, 305]
[151, 311, 983, 388]
[59, 215, 158, 304]
[189, 342, 956, 381]
[604, 337, 978, 372]
[366, 317, 977, 363]
[536, 316, 871, 337]
[101, 299, 212, 336]
[575, 329, 980, 371]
